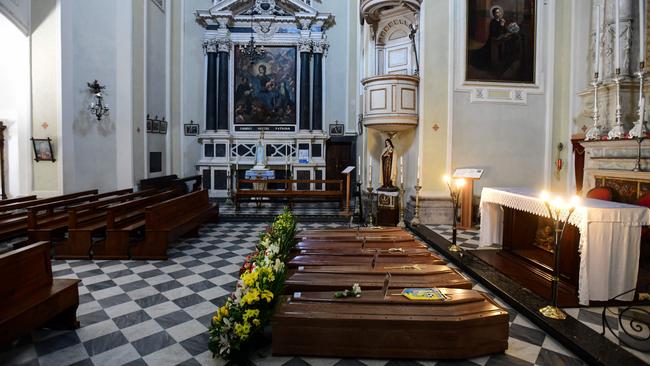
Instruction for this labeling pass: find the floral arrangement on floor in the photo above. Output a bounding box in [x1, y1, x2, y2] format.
[208, 209, 296, 360]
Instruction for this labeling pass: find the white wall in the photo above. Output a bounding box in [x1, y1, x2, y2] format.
[0, 12, 31, 197]
[146, 0, 167, 177]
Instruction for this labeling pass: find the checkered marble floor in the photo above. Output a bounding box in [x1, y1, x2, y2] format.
[426, 224, 498, 250]
[0, 221, 588, 366]
[219, 200, 356, 217]
[427, 225, 650, 364]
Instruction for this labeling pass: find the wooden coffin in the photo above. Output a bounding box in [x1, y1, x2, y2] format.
[297, 233, 414, 241]
[297, 227, 408, 237]
[284, 266, 472, 293]
[298, 247, 432, 256]
[295, 240, 426, 251]
[272, 288, 509, 359]
[288, 253, 445, 267]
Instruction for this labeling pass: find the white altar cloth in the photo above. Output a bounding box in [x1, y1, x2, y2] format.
[479, 187, 650, 305]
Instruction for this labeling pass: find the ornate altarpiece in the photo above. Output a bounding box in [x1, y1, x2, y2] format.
[195, 0, 334, 197]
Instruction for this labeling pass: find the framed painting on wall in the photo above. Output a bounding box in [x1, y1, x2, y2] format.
[465, 0, 536, 84]
[31, 138, 55, 162]
[233, 46, 297, 132]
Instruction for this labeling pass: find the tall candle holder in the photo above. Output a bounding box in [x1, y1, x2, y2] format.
[633, 136, 646, 172]
[366, 186, 374, 226]
[608, 69, 626, 139]
[585, 73, 604, 141]
[538, 192, 579, 320]
[397, 183, 406, 228]
[629, 63, 647, 138]
[225, 166, 233, 206]
[410, 178, 422, 226]
[444, 176, 465, 253]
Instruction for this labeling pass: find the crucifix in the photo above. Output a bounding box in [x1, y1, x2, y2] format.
[0, 122, 6, 199]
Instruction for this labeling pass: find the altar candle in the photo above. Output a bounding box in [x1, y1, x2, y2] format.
[640, 0, 646, 65]
[595, 5, 601, 76]
[615, 0, 621, 71]
[369, 163, 372, 186]
[357, 155, 361, 178]
[400, 157, 404, 185]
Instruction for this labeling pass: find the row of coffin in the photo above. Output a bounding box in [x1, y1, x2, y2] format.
[271, 227, 510, 360]
[0, 180, 217, 260]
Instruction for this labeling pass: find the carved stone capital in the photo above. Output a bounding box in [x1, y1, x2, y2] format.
[297, 17, 312, 30]
[298, 38, 312, 53]
[216, 38, 232, 53]
[311, 39, 329, 54]
[203, 39, 218, 53]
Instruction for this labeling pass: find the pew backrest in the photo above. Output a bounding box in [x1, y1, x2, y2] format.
[0, 195, 37, 206]
[66, 189, 157, 229]
[0, 190, 98, 213]
[106, 190, 180, 229]
[145, 189, 210, 229]
[0, 241, 52, 302]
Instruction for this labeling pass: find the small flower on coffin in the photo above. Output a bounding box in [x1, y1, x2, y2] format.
[352, 283, 362, 297]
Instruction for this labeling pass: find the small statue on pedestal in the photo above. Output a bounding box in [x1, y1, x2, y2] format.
[253, 131, 267, 170]
[380, 138, 397, 191]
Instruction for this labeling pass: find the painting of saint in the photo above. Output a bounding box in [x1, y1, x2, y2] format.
[466, 0, 536, 84]
[234, 46, 297, 128]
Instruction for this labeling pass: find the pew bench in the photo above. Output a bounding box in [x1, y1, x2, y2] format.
[130, 189, 218, 260]
[235, 179, 344, 211]
[0, 242, 80, 347]
[92, 190, 180, 260]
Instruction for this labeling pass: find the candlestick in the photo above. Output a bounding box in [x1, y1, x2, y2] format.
[357, 155, 361, 179]
[641, 0, 646, 65]
[595, 5, 601, 76]
[608, 72, 626, 139]
[397, 182, 406, 228]
[630, 66, 647, 138]
[225, 162, 233, 206]
[585, 76, 604, 140]
[615, 0, 621, 72]
[368, 162, 372, 188]
[410, 178, 422, 226]
[366, 186, 374, 226]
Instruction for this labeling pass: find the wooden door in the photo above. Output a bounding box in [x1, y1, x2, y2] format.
[326, 142, 354, 190]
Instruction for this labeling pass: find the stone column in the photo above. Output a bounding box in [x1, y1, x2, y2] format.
[203, 40, 218, 131]
[311, 39, 328, 131]
[299, 38, 312, 131]
[217, 39, 231, 131]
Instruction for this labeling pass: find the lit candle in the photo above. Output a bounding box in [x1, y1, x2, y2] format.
[615, 0, 621, 72]
[595, 5, 601, 77]
[640, 0, 646, 65]
[369, 163, 372, 187]
[416, 156, 421, 181]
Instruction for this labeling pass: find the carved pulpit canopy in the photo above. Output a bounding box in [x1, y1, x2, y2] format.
[196, 0, 334, 31]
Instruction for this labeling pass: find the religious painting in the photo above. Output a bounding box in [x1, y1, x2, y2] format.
[31, 138, 55, 162]
[234, 46, 297, 131]
[466, 0, 536, 84]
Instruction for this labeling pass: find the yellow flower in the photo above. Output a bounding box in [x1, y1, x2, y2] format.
[261, 290, 274, 302]
[234, 322, 252, 339]
[252, 319, 261, 326]
[243, 309, 260, 322]
[242, 271, 259, 287]
[212, 315, 220, 324]
[241, 288, 260, 305]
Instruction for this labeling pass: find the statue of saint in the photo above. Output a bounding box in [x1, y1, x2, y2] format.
[381, 138, 394, 189]
[255, 139, 266, 168]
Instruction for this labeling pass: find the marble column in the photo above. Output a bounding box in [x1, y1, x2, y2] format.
[204, 40, 218, 131]
[311, 40, 327, 132]
[299, 38, 312, 131]
[217, 40, 231, 131]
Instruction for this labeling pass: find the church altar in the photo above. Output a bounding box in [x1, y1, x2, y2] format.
[479, 187, 650, 305]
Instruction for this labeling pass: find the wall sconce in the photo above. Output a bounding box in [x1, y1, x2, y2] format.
[87, 80, 109, 121]
[556, 143, 564, 172]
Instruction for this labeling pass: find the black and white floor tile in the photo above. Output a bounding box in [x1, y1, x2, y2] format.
[426, 224, 492, 250]
[0, 220, 588, 365]
[219, 201, 356, 218]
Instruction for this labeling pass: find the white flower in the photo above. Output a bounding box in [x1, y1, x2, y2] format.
[352, 283, 362, 296]
[273, 258, 285, 272]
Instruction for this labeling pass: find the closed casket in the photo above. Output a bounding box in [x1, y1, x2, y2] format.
[297, 248, 431, 256]
[288, 253, 445, 267]
[284, 265, 472, 293]
[272, 288, 509, 359]
[295, 240, 426, 251]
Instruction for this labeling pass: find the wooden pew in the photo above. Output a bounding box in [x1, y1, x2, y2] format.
[0, 195, 37, 206]
[0, 242, 80, 347]
[139, 174, 178, 190]
[92, 190, 181, 260]
[235, 179, 344, 210]
[130, 189, 218, 260]
[0, 190, 98, 242]
[54, 189, 161, 259]
[27, 188, 133, 245]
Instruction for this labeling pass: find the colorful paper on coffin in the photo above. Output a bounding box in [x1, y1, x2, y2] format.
[283, 268, 472, 293]
[272, 288, 509, 359]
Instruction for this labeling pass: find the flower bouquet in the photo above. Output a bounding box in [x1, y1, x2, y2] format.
[208, 208, 296, 361]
